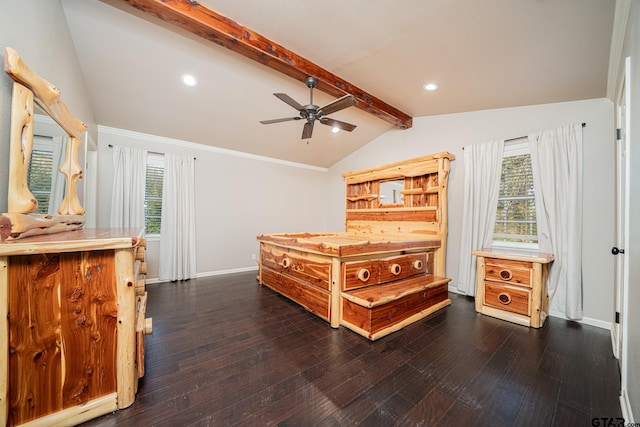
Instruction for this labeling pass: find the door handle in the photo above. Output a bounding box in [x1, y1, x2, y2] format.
[612, 247, 625, 255]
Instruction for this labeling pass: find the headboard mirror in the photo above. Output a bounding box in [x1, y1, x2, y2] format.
[0, 47, 86, 240]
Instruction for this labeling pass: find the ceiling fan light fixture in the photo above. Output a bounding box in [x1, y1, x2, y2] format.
[181, 74, 197, 87]
[260, 76, 357, 139]
[423, 82, 439, 91]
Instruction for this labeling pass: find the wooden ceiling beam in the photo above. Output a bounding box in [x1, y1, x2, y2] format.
[115, 0, 413, 129]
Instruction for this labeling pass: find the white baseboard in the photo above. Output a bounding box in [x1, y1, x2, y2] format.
[144, 266, 259, 285]
[548, 309, 612, 331]
[611, 328, 620, 359]
[620, 388, 634, 423]
[448, 286, 611, 330]
[195, 266, 259, 278]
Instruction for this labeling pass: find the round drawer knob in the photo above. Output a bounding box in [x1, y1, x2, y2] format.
[413, 259, 424, 270]
[390, 264, 402, 275]
[281, 258, 291, 268]
[498, 292, 512, 305]
[499, 269, 513, 281]
[357, 268, 370, 282]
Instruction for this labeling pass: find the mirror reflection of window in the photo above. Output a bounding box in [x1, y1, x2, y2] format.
[27, 135, 66, 214]
[379, 179, 405, 206]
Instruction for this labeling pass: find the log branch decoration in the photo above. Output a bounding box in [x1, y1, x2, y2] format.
[2, 47, 86, 240]
[7, 82, 37, 214]
[58, 136, 85, 215]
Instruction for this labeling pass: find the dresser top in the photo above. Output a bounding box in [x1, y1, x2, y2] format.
[0, 228, 144, 256]
[472, 247, 555, 264]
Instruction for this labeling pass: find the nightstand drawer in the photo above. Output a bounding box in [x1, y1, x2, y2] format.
[485, 258, 532, 287]
[484, 282, 530, 316]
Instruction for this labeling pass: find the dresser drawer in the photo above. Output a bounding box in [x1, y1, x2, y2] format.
[484, 282, 530, 316]
[342, 252, 431, 291]
[485, 258, 532, 287]
[260, 245, 332, 291]
[261, 266, 331, 321]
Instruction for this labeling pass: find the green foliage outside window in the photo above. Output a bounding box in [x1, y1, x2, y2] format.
[27, 149, 54, 214]
[494, 153, 538, 244]
[145, 157, 164, 235]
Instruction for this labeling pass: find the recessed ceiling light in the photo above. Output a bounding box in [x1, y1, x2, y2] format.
[332, 127, 340, 133]
[181, 74, 197, 87]
[424, 83, 439, 91]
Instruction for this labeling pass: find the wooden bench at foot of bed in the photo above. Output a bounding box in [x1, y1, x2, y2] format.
[341, 274, 451, 340]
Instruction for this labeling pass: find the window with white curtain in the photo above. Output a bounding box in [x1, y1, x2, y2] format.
[145, 153, 164, 235]
[493, 138, 538, 248]
[27, 135, 55, 214]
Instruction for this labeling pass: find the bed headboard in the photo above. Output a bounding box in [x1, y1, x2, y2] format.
[342, 152, 455, 276]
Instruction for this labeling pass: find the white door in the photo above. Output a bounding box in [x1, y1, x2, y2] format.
[612, 58, 631, 363]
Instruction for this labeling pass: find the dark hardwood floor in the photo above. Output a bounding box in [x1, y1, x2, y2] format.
[82, 271, 622, 426]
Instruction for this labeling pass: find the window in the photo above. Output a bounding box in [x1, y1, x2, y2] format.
[493, 139, 538, 247]
[27, 135, 55, 214]
[145, 153, 164, 235]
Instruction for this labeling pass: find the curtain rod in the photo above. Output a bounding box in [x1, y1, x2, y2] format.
[107, 144, 196, 160]
[462, 122, 586, 150]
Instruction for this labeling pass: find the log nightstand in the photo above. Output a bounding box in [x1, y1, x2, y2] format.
[472, 248, 554, 328]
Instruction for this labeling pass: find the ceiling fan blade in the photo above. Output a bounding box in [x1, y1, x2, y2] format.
[260, 117, 301, 124]
[274, 93, 304, 111]
[317, 95, 357, 116]
[319, 117, 357, 132]
[301, 121, 314, 139]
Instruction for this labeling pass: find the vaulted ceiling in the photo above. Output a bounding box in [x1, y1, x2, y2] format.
[61, 0, 615, 167]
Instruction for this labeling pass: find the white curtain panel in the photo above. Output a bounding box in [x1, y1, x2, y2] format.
[457, 140, 505, 296]
[48, 136, 65, 214]
[529, 124, 583, 320]
[109, 145, 147, 228]
[158, 153, 197, 282]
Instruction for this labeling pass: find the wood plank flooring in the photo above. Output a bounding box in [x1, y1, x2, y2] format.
[81, 271, 622, 426]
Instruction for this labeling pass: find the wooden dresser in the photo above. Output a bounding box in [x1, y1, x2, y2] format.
[473, 248, 554, 328]
[0, 228, 151, 426]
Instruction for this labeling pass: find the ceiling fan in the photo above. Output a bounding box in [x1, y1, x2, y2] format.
[260, 77, 358, 139]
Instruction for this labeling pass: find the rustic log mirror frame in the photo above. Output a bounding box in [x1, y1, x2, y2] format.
[1, 47, 86, 240]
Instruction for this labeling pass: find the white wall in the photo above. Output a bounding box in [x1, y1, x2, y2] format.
[327, 98, 615, 326]
[0, 0, 96, 213]
[96, 127, 330, 280]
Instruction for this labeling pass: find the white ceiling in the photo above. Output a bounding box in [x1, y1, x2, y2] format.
[61, 0, 615, 168]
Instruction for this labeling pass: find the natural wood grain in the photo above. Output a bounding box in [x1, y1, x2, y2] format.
[115, 0, 412, 129]
[260, 266, 331, 321]
[258, 154, 454, 340]
[1, 230, 143, 426]
[4, 48, 86, 140]
[260, 244, 332, 291]
[7, 82, 37, 214]
[342, 252, 431, 291]
[115, 248, 136, 409]
[474, 249, 553, 328]
[7, 251, 118, 425]
[0, 228, 144, 256]
[57, 135, 84, 215]
[0, 257, 8, 426]
[0, 213, 85, 241]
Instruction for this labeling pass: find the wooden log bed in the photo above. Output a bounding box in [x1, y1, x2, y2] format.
[258, 152, 455, 340]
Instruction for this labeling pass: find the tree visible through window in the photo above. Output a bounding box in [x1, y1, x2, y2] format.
[493, 142, 538, 245]
[145, 153, 164, 235]
[27, 134, 57, 214]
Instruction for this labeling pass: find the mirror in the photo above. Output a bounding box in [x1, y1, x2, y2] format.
[1, 47, 86, 240]
[379, 179, 405, 206]
[31, 108, 86, 215]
